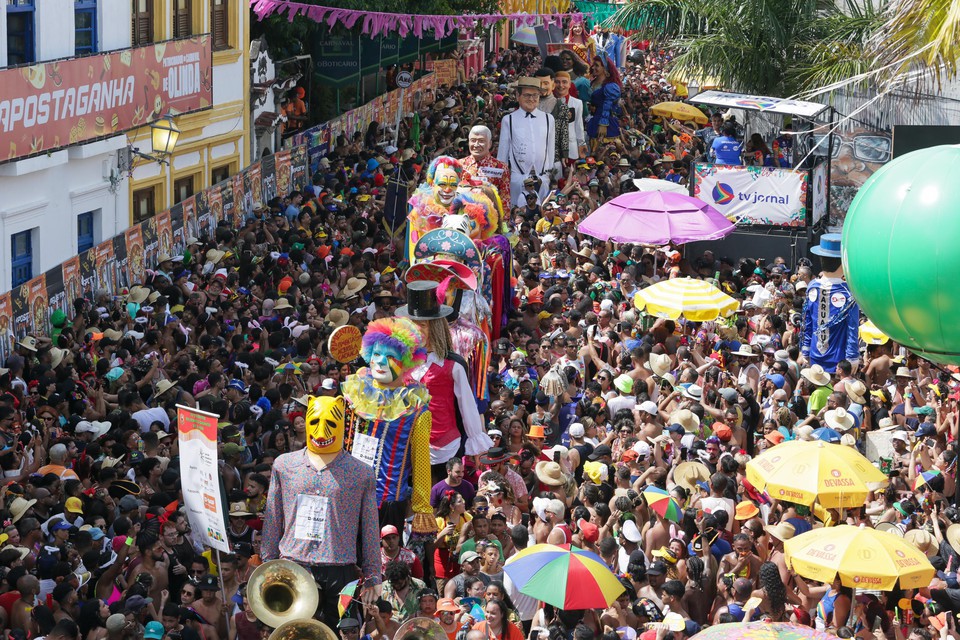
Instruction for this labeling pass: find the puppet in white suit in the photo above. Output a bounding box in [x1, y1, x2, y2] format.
[555, 71, 587, 161]
[497, 76, 556, 207]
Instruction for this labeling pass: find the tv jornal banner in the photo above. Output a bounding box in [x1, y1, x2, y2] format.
[694, 164, 808, 227]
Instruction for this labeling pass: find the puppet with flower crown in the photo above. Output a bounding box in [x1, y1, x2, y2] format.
[341, 318, 436, 535]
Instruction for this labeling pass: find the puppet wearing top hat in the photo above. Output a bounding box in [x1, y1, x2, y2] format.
[398, 281, 492, 481]
[801, 233, 859, 374]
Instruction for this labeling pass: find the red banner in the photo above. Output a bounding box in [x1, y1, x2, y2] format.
[0, 36, 212, 164]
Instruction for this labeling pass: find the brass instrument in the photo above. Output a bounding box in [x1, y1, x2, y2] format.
[394, 617, 449, 640]
[248, 559, 321, 630]
[269, 619, 338, 640]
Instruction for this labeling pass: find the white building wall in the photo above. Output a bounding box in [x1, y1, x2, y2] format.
[0, 0, 132, 292]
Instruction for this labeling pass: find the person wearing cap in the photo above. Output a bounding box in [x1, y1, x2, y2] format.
[497, 77, 556, 206]
[443, 550, 484, 599]
[380, 524, 424, 580]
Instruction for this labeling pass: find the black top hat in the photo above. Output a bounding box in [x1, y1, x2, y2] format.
[396, 281, 454, 321]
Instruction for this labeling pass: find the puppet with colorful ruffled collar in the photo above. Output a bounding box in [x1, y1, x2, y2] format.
[341, 318, 436, 535]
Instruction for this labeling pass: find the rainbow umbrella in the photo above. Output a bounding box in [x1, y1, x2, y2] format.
[338, 580, 359, 617]
[642, 486, 683, 523]
[503, 544, 624, 609]
[915, 469, 942, 491]
[691, 621, 836, 640]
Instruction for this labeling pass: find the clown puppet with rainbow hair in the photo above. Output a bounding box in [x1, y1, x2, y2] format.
[341, 317, 437, 537]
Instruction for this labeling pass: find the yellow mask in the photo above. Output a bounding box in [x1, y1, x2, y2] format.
[305, 396, 345, 455]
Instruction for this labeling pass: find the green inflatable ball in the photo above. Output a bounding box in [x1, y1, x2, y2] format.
[842, 144, 960, 364]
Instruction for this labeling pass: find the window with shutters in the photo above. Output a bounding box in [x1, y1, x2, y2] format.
[7, 0, 36, 66]
[211, 0, 229, 50]
[75, 0, 97, 55]
[11, 230, 34, 289]
[131, 0, 153, 46]
[173, 0, 192, 38]
[132, 186, 156, 224]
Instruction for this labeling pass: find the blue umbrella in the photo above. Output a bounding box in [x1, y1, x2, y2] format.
[812, 427, 841, 443]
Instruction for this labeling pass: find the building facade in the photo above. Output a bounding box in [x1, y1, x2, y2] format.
[0, 0, 249, 293]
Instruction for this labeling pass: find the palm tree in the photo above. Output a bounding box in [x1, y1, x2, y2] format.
[869, 0, 960, 93]
[607, 0, 887, 98]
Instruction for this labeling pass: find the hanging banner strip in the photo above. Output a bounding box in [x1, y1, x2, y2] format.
[250, 0, 583, 39]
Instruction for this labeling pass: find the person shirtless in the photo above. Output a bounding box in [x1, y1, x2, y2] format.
[864, 343, 893, 390]
[718, 534, 762, 588]
[127, 539, 169, 603]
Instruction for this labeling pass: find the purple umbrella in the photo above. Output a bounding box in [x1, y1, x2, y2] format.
[577, 191, 735, 245]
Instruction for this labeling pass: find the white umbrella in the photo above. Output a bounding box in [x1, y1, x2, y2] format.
[632, 178, 688, 194]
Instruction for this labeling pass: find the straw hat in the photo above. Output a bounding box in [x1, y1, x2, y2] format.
[877, 417, 897, 431]
[645, 353, 672, 377]
[730, 344, 759, 357]
[155, 380, 177, 398]
[845, 379, 867, 405]
[228, 502, 253, 517]
[946, 523, 960, 555]
[673, 461, 711, 495]
[18, 336, 37, 352]
[904, 529, 938, 557]
[273, 298, 293, 311]
[670, 409, 700, 432]
[337, 277, 368, 300]
[801, 364, 831, 387]
[205, 249, 226, 264]
[49, 347, 67, 370]
[764, 521, 796, 542]
[9, 497, 36, 523]
[325, 309, 349, 328]
[895, 367, 914, 379]
[877, 521, 903, 537]
[796, 424, 816, 441]
[127, 285, 150, 304]
[535, 461, 567, 486]
[824, 407, 855, 432]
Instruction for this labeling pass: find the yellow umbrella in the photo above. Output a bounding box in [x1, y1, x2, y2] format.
[650, 101, 708, 125]
[859, 320, 890, 345]
[633, 278, 738, 321]
[785, 524, 935, 590]
[745, 440, 888, 509]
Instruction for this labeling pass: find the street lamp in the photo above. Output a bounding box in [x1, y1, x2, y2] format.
[150, 113, 181, 158]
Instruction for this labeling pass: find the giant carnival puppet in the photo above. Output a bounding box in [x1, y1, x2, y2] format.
[261, 395, 381, 625]
[801, 233, 859, 373]
[340, 318, 436, 535]
[407, 155, 512, 409]
[398, 280, 493, 477]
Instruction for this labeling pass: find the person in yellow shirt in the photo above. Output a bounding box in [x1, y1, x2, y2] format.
[534, 202, 564, 234]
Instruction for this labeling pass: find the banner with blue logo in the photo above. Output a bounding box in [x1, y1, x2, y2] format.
[693, 164, 808, 227]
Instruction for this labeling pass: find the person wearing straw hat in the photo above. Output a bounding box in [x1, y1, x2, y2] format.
[801, 233, 860, 374]
[800, 364, 834, 414]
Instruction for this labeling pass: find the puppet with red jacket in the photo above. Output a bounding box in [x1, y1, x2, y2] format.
[397, 281, 493, 480]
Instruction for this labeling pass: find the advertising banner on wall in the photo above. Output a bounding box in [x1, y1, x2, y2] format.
[178, 405, 231, 553]
[0, 36, 212, 164]
[693, 164, 808, 227]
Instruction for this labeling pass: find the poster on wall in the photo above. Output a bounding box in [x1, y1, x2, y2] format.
[112, 234, 128, 292]
[62, 257, 82, 319]
[169, 203, 185, 255]
[94, 240, 116, 297]
[207, 186, 223, 227]
[45, 265, 66, 323]
[261, 154, 277, 205]
[125, 225, 146, 286]
[231, 174, 246, 227]
[275, 150, 292, 197]
[0, 293, 12, 364]
[246, 162, 263, 210]
[156, 209, 173, 260]
[13, 276, 48, 339]
[811, 161, 828, 226]
[291, 146, 308, 191]
[693, 164, 808, 227]
[182, 196, 198, 242]
[195, 189, 214, 241]
[219, 183, 235, 229]
[79, 250, 96, 302]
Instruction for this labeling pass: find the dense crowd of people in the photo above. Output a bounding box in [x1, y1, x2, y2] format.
[0, 34, 953, 640]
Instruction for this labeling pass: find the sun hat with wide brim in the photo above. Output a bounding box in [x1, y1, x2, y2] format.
[947, 524, 960, 555]
[824, 407, 856, 432]
[9, 497, 36, 523]
[845, 379, 868, 404]
[337, 277, 368, 300]
[673, 461, 711, 495]
[273, 298, 294, 311]
[904, 528, 938, 558]
[670, 409, 700, 432]
[730, 344, 759, 357]
[764, 521, 796, 542]
[479, 447, 517, 465]
[535, 461, 568, 486]
[645, 353, 672, 377]
[801, 364, 831, 387]
[325, 309, 350, 328]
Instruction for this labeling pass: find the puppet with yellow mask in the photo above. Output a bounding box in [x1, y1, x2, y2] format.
[305, 395, 346, 457]
[341, 318, 436, 535]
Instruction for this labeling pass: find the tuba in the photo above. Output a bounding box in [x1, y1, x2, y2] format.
[248, 559, 321, 630]
[394, 617, 449, 640]
[269, 619, 338, 640]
